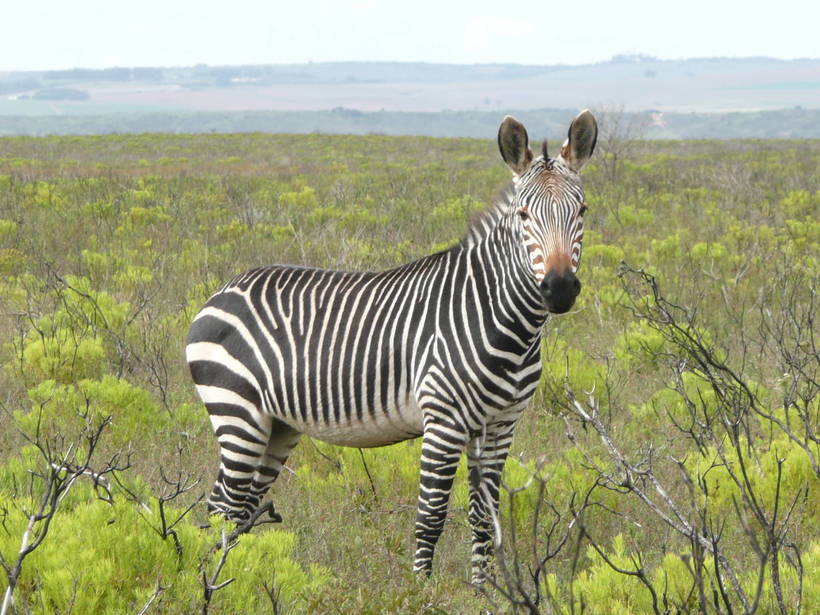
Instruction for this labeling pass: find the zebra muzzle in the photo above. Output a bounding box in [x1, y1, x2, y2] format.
[540, 270, 581, 314]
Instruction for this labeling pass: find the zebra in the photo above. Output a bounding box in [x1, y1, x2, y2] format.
[186, 110, 597, 582]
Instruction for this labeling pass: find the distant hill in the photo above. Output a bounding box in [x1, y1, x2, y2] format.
[1, 57, 818, 137]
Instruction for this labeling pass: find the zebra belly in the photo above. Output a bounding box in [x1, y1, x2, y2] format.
[279, 396, 424, 448]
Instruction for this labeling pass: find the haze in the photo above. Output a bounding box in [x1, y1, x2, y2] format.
[4, 0, 818, 72]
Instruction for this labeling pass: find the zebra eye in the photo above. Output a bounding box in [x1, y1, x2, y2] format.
[518, 209, 529, 221]
[578, 204, 588, 216]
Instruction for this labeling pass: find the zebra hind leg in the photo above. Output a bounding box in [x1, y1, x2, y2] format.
[206, 400, 273, 523]
[246, 417, 302, 523]
[208, 411, 302, 526]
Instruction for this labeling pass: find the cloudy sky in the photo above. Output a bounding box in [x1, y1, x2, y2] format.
[3, 0, 818, 71]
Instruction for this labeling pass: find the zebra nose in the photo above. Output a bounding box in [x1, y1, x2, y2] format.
[540, 270, 581, 314]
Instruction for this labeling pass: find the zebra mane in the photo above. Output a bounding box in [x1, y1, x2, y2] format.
[462, 183, 516, 247]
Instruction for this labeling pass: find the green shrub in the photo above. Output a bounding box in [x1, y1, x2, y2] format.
[20, 376, 163, 448]
[0, 482, 328, 614]
[15, 275, 131, 385]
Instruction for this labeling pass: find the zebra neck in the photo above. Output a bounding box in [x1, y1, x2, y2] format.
[464, 184, 516, 246]
[465, 223, 549, 344]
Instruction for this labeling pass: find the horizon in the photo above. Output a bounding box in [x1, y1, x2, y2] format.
[4, 53, 820, 75]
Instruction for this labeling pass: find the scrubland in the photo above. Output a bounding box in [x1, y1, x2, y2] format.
[0, 132, 817, 613]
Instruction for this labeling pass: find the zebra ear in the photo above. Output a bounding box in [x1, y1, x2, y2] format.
[498, 116, 534, 176]
[560, 110, 598, 172]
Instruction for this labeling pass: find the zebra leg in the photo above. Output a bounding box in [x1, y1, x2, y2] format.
[207, 406, 274, 522]
[209, 412, 300, 525]
[248, 417, 302, 517]
[413, 414, 469, 576]
[206, 404, 301, 523]
[467, 419, 517, 584]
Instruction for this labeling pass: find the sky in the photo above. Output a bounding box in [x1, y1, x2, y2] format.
[3, 0, 819, 72]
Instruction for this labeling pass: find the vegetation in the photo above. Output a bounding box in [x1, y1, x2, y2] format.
[2, 107, 820, 139]
[29, 89, 90, 102]
[0, 131, 817, 613]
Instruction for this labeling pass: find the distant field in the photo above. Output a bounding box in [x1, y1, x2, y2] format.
[2, 106, 820, 139]
[3, 58, 819, 114]
[0, 98, 185, 116]
[1, 58, 819, 138]
[0, 133, 817, 613]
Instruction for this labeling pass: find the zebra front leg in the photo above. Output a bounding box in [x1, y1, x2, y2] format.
[413, 415, 469, 576]
[467, 419, 516, 584]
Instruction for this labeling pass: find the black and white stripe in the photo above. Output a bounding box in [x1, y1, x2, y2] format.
[186, 111, 597, 582]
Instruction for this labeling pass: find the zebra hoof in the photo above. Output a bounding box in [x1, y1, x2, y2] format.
[256, 501, 282, 523]
[267, 506, 283, 523]
[244, 501, 282, 528]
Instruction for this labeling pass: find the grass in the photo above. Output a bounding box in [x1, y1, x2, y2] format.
[0, 131, 817, 613]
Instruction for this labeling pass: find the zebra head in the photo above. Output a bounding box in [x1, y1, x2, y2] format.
[498, 110, 598, 314]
